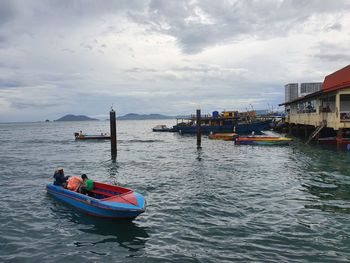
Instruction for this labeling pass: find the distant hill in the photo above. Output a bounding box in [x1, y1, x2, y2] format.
[117, 113, 174, 120]
[55, 114, 98, 121]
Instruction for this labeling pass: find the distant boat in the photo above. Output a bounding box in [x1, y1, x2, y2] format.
[47, 182, 146, 219]
[152, 125, 172, 132]
[235, 136, 292, 145]
[74, 132, 110, 140]
[209, 133, 238, 141]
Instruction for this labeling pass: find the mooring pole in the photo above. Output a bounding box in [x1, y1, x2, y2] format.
[110, 109, 117, 160]
[196, 109, 201, 148]
[337, 128, 343, 150]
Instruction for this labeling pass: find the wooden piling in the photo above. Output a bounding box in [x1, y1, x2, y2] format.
[336, 128, 343, 150]
[288, 123, 292, 136]
[196, 109, 201, 148]
[110, 109, 117, 160]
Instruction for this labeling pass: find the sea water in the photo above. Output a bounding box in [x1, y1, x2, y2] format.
[1, 120, 350, 262]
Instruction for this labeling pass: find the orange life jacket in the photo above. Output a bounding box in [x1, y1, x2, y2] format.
[67, 176, 82, 192]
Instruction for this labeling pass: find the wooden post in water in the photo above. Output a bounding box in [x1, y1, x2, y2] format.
[196, 109, 201, 148]
[304, 125, 308, 140]
[110, 109, 117, 160]
[288, 123, 292, 136]
[336, 128, 343, 150]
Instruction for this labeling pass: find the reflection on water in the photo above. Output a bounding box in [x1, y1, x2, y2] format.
[105, 160, 119, 184]
[196, 147, 202, 161]
[293, 141, 350, 215]
[48, 195, 149, 252]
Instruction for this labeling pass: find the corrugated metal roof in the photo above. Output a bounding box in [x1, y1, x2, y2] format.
[279, 90, 323, 106]
[322, 64, 350, 92]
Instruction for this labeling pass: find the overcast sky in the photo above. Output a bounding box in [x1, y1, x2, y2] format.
[0, 0, 349, 122]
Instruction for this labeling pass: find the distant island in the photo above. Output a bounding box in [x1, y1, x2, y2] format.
[55, 114, 98, 122]
[117, 113, 174, 120]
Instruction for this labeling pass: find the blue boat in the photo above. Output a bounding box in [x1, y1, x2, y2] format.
[171, 111, 272, 135]
[172, 120, 271, 134]
[47, 182, 146, 219]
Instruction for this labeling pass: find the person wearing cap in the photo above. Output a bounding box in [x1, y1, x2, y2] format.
[53, 168, 69, 188]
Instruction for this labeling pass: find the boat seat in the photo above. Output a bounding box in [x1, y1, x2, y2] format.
[91, 189, 115, 197]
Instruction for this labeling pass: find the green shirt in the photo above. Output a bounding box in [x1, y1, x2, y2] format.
[85, 179, 94, 191]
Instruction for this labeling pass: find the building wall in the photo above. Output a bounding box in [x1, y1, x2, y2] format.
[285, 83, 298, 102]
[300, 82, 322, 96]
[286, 88, 350, 130]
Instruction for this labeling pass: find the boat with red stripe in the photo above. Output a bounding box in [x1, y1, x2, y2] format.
[46, 182, 146, 219]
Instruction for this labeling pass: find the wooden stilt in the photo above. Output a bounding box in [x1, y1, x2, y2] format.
[337, 128, 343, 150]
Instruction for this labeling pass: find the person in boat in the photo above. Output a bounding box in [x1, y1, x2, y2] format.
[79, 174, 94, 196]
[53, 168, 69, 188]
[67, 176, 83, 192]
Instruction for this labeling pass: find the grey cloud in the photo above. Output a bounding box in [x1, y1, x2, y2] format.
[324, 23, 342, 32]
[124, 68, 158, 73]
[315, 53, 350, 62]
[2, 0, 348, 54]
[313, 42, 350, 62]
[61, 48, 75, 53]
[124, 64, 248, 85]
[0, 80, 22, 88]
[0, 0, 15, 27]
[11, 101, 61, 109]
[14, 0, 147, 23]
[130, 0, 350, 53]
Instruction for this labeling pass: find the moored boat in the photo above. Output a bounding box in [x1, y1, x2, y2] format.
[152, 125, 171, 132]
[208, 133, 238, 141]
[235, 136, 292, 145]
[173, 119, 271, 135]
[46, 182, 146, 219]
[172, 111, 272, 135]
[74, 132, 110, 140]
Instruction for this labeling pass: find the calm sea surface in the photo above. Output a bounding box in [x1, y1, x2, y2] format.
[1, 120, 350, 262]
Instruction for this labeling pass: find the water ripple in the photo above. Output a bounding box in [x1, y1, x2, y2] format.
[1, 121, 350, 262]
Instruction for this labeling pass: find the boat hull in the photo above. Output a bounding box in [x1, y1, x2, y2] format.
[46, 184, 145, 219]
[152, 128, 171, 132]
[75, 135, 111, 140]
[209, 133, 237, 140]
[173, 120, 271, 135]
[235, 137, 292, 145]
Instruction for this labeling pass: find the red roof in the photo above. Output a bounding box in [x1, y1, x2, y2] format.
[322, 64, 350, 92]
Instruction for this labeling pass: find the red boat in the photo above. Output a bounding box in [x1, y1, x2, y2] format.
[74, 132, 110, 140]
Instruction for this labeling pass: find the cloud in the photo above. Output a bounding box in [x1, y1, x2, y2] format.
[0, 0, 349, 121]
[0, 1, 15, 26]
[312, 42, 350, 62]
[130, 0, 350, 53]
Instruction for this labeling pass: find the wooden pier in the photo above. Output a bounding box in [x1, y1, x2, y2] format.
[279, 65, 350, 147]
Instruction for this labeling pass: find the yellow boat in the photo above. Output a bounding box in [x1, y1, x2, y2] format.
[235, 136, 292, 145]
